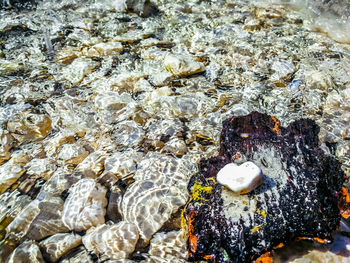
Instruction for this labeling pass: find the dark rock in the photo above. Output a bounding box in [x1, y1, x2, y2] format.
[0, 0, 37, 9]
[185, 112, 345, 262]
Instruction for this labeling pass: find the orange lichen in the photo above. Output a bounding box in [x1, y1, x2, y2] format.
[273, 243, 284, 249]
[203, 254, 214, 260]
[187, 211, 198, 255]
[338, 187, 350, 218]
[255, 252, 273, 263]
[271, 116, 281, 134]
[313, 237, 329, 244]
[232, 152, 242, 162]
[296, 237, 329, 244]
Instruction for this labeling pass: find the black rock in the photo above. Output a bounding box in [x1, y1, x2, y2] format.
[185, 112, 345, 262]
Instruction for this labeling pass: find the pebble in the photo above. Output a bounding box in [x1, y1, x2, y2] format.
[163, 54, 205, 77]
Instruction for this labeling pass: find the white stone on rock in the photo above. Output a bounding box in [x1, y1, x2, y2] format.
[217, 161, 263, 194]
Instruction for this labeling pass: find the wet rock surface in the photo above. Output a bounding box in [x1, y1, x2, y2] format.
[185, 112, 345, 262]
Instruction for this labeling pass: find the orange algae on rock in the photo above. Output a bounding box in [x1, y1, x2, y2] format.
[296, 236, 331, 244]
[271, 116, 281, 135]
[338, 187, 350, 218]
[186, 211, 198, 256]
[255, 252, 273, 263]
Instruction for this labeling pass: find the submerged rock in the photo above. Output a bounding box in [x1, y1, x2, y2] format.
[61, 178, 107, 231]
[82, 221, 139, 260]
[5, 241, 44, 263]
[121, 152, 197, 243]
[142, 230, 187, 262]
[6, 193, 68, 243]
[163, 54, 205, 78]
[39, 233, 82, 262]
[185, 112, 345, 262]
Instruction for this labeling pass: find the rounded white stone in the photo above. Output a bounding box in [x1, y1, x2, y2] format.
[217, 161, 263, 194]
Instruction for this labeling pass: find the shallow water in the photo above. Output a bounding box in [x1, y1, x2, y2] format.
[0, 0, 350, 262]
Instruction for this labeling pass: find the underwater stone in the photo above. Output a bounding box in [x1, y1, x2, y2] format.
[270, 60, 295, 81]
[111, 120, 145, 148]
[143, 230, 187, 262]
[62, 178, 107, 231]
[82, 221, 139, 260]
[82, 41, 123, 57]
[5, 241, 44, 263]
[216, 161, 263, 194]
[144, 119, 184, 149]
[121, 152, 197, 243]
[6, 112, 52, 144]
[73, 150, 107, 179]
[59, 246, 93, 263]
[0, 129, 14, 165]
[39, 233, 82, 262]
[163, 54, 205, 77]
[305, 70, 334, 91]
[185, 112, 345, 262]
[102, 149, 144, 180]
[0, 161, 25, 194]
[57, 143, 90, 165]
[6, 193, 69, 242]
[60, 58, 99, 86]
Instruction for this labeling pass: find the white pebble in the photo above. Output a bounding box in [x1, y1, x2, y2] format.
[217, 161, 263, 194]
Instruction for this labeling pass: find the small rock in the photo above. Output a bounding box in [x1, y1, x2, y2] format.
[143, 230, 187, 262]
[102, 149, 144, 179]
[163, 54, 205, 77]
[82, 41, 123, 57]
[59, 246, 93, 263]
[121, 152, 196, 243]
[6, 112, 52, 144]
[73, 150, 107, 179]
[57, 143, 89, 165]
[60, 58, 99, 85]
[305, 70, 334, 90]
[0, 59, 25, 75]
[161, 138, 188, 156]
[270, 60, 295, 81]
[0, 130, 14, 165]
[0, 161, 26, 194]
[111, 120, 145, 148]
[243, 19, 261, 31]
[217, 161, 263, 194]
